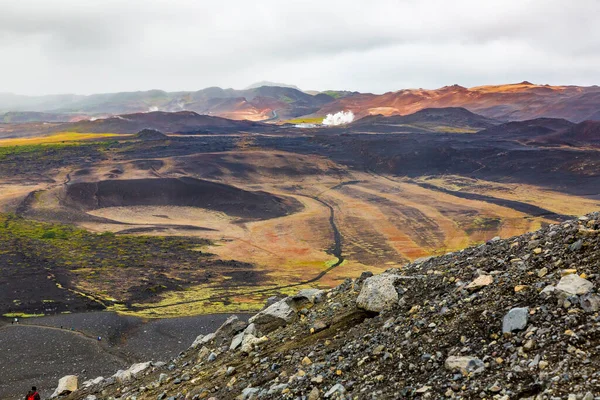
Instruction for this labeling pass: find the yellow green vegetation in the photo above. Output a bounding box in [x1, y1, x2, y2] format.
[0, 213, 331, 318]
[0, 132, 123, 147]
[3, 312, 45, 318]
[321, 90, 347, 99]
[118, 283, 322, 318]
[0, 213, 214, 316]
[284, 117, 324, 124]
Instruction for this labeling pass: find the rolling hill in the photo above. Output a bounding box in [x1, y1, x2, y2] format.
[531, 120, 600, 147]
[351, 107, 500, 133]
[49, 111, 270, 134]
[477, 117, 575, 138]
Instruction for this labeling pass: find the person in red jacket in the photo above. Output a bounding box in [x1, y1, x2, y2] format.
[25, 386, 40, 400]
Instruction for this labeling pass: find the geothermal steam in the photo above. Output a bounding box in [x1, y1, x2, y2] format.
[323, 110, 354, 126]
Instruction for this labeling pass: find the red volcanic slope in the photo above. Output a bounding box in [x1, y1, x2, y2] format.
[314, 82, 600, 123]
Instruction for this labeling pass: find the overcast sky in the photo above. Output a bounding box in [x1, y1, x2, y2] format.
[1, 0, 599, 95]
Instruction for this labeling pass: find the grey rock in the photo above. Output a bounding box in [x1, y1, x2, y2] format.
[244, 323, 257, 336]
[556, 274, 593, 296]
[295, 288, 325, 303]
[540, 285, 556, 296]
[569, 239, 583, 251]
[445, 356, 485, 374]
[325, 383, 346, 397]
[248, 298, 296, 333]
[214, 315, 247, 340]
[267, 383, 288, 394]
[502, 307, 529, 333]
[190, 334, 205, 349]
[356, 273, 401, 312]
[242, 387, 260, 399]
[51, 375, 78, 398]
[230, 331, 245, 350]
[580, 293, 600, 312]
[113, 361, 152, 382]
[81, 376, 104, 388]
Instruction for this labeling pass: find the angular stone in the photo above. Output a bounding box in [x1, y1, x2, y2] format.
[540, 285, 555, 296]
[240, 334, 268, 353]
[81, 376, 104, 388]
[580, 293, 600, 312]
[242, 387, 260, 399]
[214, 315, 247, 340]
[51, 375, 78, 398]
[556, 274, 593, 296]
[356, 273, 401, 312]
[444, 356, 485, 374]
[295, 288, 325, 304]
[112, 361, 152, 383]
[465, 275, 493, 290]
[324, 383, 346, 397]
[249, 298, 296, 333]
[230, 331, 244, 350]
[503, 307, 529, 333]
[310, 320, 328, 334]
[190, 333, 208, 349]
[308, 387, 320, 400]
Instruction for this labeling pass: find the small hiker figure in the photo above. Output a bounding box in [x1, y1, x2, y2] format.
[25, 386, 40, 400]
[14, 317, 18, 324]
[97, 336, 102, 341]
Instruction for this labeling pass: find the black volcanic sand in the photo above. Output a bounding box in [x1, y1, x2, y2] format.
[65, 177, 303, 221]
[0, 312, 249, 400]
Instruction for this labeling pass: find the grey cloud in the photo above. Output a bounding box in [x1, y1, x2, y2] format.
[0, 0, 598, 95]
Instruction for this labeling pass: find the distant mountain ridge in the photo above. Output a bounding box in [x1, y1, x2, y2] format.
[0, 86, 335, 122]
[2, 82, 599, 124]
[244, 81, 301, 90]
[314, 82, 600, 123]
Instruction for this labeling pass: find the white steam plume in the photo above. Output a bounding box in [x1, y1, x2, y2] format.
[148, 106, 159, 112]
[322, 110, 354, 126]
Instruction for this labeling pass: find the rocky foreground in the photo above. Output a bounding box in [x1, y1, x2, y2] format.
[59, 212, 600, 400]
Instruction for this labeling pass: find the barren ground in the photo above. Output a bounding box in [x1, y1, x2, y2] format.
[0, 130, 598, 319]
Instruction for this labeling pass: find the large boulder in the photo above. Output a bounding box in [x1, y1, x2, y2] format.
[190, 332, 215, 349]
[294, 288, 325, 304]
[51, 375, 78, 398]
[214, 315, 247, 341]
[81, 376, 104, 389]
[249, 298, 296, 333]
[113, 361, 152, 382]
[356, 273, 402, 312]
[556, 274, 594, 296]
